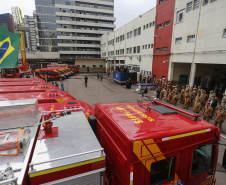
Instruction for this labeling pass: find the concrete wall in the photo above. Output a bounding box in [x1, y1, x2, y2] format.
[75, 59, 105, 72]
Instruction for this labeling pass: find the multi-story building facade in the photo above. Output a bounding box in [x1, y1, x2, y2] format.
[100, 8, 156, 76]
[24, 13, 39, 51]
[168, 0, 226, 92]
[0, 13, 14, 32]
[35, 0, 116, 58]
[101, 0, 225, 92]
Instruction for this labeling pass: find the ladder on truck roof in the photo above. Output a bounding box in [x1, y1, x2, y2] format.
[137, 98, 201, 121]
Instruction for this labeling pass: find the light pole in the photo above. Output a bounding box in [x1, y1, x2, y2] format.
[154, 35, 167, 48]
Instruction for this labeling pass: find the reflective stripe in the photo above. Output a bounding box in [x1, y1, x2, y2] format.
[130, 165, 133, 185]
[162, 129, 211, 141]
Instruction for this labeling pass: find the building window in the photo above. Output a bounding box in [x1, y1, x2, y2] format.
[157, 23, 163, 29]
[82, 65, 86, 68]
[194, 0, 200, 9]
[153, 21, 155, 26]
[138, 27, 141, 35]
[159, 0, 165, 4]
[164, 21, 170, 26]
[134, 29, 137, 36]
[148, 44, 150, 49]
[145, 45, 147, 49]
[133, 47, 136, 53]
[191, 144, 214, 176]
[149, 23, 152, 27]
[137, 46, 140, 53]
[187, 2, 193, 12]
[142, 45, 145, 49]
[93, 65, 96, 68]
[187, 35, 196, 42]
[175, 37, 182, 44]
[143, 25, 145, 30]
[100, 65, 103, 68]
[156, 48, 161, 52]
[151, 44, 154, 48]
[150, 157, 176, 185]
[176, 9, 185, 23]
[223, 29, 226, 38]
[203, 0, 209, 6]
[130, 31, 132, 38]
[162, 47, 168, 51]
[127, 32, 130, 39]
[146, 24, 148, 29]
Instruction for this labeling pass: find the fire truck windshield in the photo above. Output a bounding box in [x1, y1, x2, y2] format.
[4, 68, 19, 74]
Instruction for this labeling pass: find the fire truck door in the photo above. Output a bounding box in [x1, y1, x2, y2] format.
[186, 142, 216, 185]
[144, 151, 181, 185]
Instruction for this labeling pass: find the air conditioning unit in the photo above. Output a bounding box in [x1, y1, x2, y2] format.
[137, 56, 141, 61]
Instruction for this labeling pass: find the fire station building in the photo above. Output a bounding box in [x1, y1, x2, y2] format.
[101, 0, 226, 92]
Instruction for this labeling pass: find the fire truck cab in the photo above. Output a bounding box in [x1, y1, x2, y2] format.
[95, 99, 222, 185]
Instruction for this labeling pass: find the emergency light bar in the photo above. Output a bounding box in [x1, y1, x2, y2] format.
[153, 99, 200, 118]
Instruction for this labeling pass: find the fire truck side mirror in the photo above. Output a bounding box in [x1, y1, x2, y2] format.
[223, 149, 226, 170]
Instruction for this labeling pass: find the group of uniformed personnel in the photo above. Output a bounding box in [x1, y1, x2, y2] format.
[159, 81, 226, 132]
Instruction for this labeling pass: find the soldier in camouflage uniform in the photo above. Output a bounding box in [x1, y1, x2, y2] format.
[214, 105, 225, 132]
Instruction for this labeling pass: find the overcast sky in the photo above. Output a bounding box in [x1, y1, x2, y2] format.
[0, 0, 156, 29]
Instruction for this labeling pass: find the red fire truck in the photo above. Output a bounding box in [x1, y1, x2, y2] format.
[0, 78, 225, 185]
[95, 100, 226, 185]
[35, 68, 66, 81]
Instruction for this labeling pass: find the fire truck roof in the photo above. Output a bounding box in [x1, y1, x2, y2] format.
[95, 102, 217, 141]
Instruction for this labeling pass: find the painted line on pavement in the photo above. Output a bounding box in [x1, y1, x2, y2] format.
[221, 134, 226, 139]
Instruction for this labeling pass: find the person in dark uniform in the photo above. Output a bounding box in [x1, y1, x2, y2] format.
[84, 76, 88, 87]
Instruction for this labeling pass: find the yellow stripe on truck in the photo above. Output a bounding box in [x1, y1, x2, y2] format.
[29, 157, 105, 178]
[162, 128, 211, 141]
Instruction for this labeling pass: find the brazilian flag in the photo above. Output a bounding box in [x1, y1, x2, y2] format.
[0, 25, 21, 69]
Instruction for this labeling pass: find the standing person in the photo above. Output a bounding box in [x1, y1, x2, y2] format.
[52, 82, 55, 85]
[143, 75, 146, 83]
[214, 105, 225, 132]
[60, 80, 64, 91]
[108, 71, 110, 78]
[84, 76, 88, 87]
[189, 90, 195, 107]
[171, 92, 179, 106]
[142, 86, 148, 97]
[100, 74, 103, 82]
[183, 95, 191, 110]
[209, 96, 217, 119]
[193, 98, 202, 113]
[159, 89, 164, 100]
[203, 102, 213, 122]
[180, 86, 185, 104]
[55, 82, 59, 88]
[156, 86, 161, 99]
[97, 73, 99, 80]
[201, 90, 209, 109]
[197, 86, 201, 97]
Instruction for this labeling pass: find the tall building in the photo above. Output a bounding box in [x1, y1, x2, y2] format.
[35, 0, 116, 58]
[0, 13, 14, 32]
[24, 13, 39, 51]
